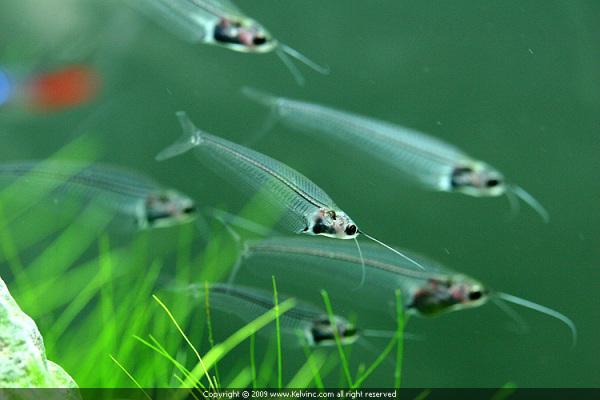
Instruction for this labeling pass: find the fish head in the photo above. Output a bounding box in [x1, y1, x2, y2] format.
[307, 315, 359, 347]
[307, 209, 359, 239]
[142, 190, 197, 229]
[213, 17, 277, 53]
[408, 274, 489, 316]
[450, 162, 506, 197]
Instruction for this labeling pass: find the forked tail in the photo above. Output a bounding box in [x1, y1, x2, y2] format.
[155, 111, 203, 161]
[240, 87, 282, 145]
[362, 329, 424, 341]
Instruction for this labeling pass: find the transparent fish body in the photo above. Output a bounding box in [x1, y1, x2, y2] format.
[243, 236, 451, 311]
[136, 1, 327, 85]
[138, 0, 276, 52]
[243, 88, 475, 191]
[0, 161, 196, 229]
[243, 237, 576, 344]
[244, 89, 550, 221]
[183, 283, 358, 347]
[157, 112, 357, 237]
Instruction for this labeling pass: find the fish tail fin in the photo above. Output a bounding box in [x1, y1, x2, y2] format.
[155, 111, 203, 161]
[26, 65, 100, 111]
[241, 86, 278, 108]
[240, 87, 281, 144]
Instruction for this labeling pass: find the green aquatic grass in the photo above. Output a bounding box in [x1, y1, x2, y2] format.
[394, 289, 405, 389]
[272, 275, 283, 390]
[181, 297, 296, 388]
[203, 281, 221, 388]
[352, 290, 404, 389]
[250, 333, 257, 389]
[320, 289, 353, 387]
[287, 351, 327, 388]
[109, 354, 151, 399]
[0, 204, 27, 280]
[0, 148, 407, 389]
[491, 382, 518, 400]
[2, 211, 406, 389]
[301, 343, 324, 390]
[153, 294, 216, 390]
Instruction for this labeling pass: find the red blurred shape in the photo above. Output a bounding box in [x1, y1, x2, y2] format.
[27, 65, 101, 111]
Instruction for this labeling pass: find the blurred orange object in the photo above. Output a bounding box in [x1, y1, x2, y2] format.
[27, 65, 101, 111]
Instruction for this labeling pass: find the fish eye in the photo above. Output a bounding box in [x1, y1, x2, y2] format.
[183, 205, 196, 214]
[468, 290, 483, 301]
[345, 224, 357, 236]
[343, 326, 357, 337]
[486, 178, 501, 188]
[253, 36, 267, 45]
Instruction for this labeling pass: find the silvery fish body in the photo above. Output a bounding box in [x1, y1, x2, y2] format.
[243, 237, 576, 345]
[137, 0, 277, 52]
[243, 88, 504, 195]
[243, 88, 550, 221]
[0, 160, 196, 229]
[244, 236, 488, 317]
[182, 283, 358, 347]
[156, 112, 359, 239]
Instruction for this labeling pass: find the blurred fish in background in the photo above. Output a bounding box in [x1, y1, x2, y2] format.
[134, 0, 328, 85]
[0, 64, 101, 112]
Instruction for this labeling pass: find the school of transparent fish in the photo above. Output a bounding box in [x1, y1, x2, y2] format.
[1, 0, 594, 389]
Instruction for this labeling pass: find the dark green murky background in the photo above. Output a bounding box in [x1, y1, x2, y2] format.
[1, 0, 599, 388]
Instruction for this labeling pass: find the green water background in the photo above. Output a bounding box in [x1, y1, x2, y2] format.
[1, 0, 599, 387]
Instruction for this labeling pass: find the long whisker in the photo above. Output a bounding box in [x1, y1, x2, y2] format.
[361, 329, 396, 338]
[504, 188, 520, 221]
[275, 47, 306, 86]
[193, 214, 211, 238]
[490, 296, 529, 335]
[496, 292, 577, 348]
[511, 185, 549, 223]
[280, 43, 330, 75]
[210, 211, 245, 286]
[356, 338, 395, 369]
[226, 256, 242, 286]
[243, 106, 279, 146]
[352, 237, 366, 290]
[357, 337, 378, 353]
[207, 207, 273, 237]
[362, 329, 423, 341]
[359, 231, 425, 271]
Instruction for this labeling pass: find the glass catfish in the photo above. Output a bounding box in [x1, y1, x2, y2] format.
[0, 160, 197, 230]
[180, 283, 359, 347]
[156, 112, 426, 272]
[243, 237, 577, 347]
[243, 88, 549, 222]
[136, 0, 328, 85]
